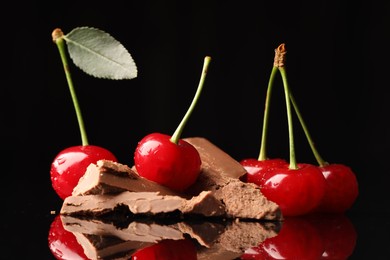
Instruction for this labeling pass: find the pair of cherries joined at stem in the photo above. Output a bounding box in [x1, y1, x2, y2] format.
[240, 44, 358, 216]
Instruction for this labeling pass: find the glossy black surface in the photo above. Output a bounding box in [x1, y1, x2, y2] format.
[2, 195, 390, 259]
[4, 1, 390, 259]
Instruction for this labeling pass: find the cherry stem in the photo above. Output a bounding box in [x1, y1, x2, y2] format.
[289, 92, 329, 167]
[279, 67, 297, 169]
[52, 28, 89, 146]
[170, 56, 211, 144]
[258, 66, 279, 161]
[275, 44, 298, 170]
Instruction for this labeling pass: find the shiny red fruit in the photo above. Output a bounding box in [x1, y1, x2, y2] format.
[314, 164, 359, 213]
[50, 145, 117, 199]
[240, 158, 288, 183]
[241, 217, 324, 260]
[134, 133, 201, 192]
[260, 163, 327, 216]
[48, 215, 88, 260]
[132, 238, 197, 260]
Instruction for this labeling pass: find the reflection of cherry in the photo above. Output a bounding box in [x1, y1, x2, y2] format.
[241, 217, 324, 260]
[132, 239, 197, 260]
[308, 214, 357, 259]
[48, 215, 88, 260]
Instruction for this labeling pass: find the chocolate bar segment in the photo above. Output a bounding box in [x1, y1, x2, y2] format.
[184, 137, 247, 190]
[64, 137, 281, 220]
[213, 180, 281, 220]
[185, 137, 281, 220]
[61, 190, 225, 217]
[72, 160, 180, 196]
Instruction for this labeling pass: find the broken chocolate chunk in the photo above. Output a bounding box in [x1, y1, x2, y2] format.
[185, 137, 247, 180]
[61, 190, 226, 217]
[72, 160, 180, 197]
[185, 137, 282, 220]
[62, 137, 282, 221]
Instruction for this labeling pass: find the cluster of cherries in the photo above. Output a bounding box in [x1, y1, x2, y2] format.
[240, 44, 358, 216]
[50, 29, 358, 217]
[49, 28, 358, 259]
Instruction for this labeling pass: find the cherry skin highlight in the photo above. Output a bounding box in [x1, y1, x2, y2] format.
[313, 164, 359, 213]
[134, 133, 201, 192]
[48, 215, 88, 260]
[259, 163, 327, 216]
[240, 158, 288, 183]
[50, 145, 117, 199]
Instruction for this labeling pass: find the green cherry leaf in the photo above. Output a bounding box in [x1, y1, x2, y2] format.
[63, 27, 137, 80]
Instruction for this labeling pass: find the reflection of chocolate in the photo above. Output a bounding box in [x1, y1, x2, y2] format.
[61, 215, 280, 260]
[196, 221, 280, 260]
[61, 137, 281, 220]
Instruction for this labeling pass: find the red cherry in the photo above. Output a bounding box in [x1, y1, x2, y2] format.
[240, 158, 288, 184]
[241, 217, 324, 260]
[134, 133, 201, 192]
[132, 238, 197, 260]
[50, 145, 117, 199]
[51, 31, 119, 200]
[134, 57, 210, 192]
[313, 164, 359, 213]
[287, 76, 359, 213]
[48, 215, 88, 260]
[308, 214, 357, 259]
[259, 163, 327, 216]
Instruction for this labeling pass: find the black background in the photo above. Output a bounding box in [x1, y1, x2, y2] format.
[3, 0, 390, 258]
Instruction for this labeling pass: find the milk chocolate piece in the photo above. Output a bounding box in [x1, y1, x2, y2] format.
[185, 137, 281, 220]
[61, 190, 225, 217]
[184, 137, 247, 191]
[213, 180, 281, 220]
[72, 160, 180, 196]
[64, 137, 281, 220]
